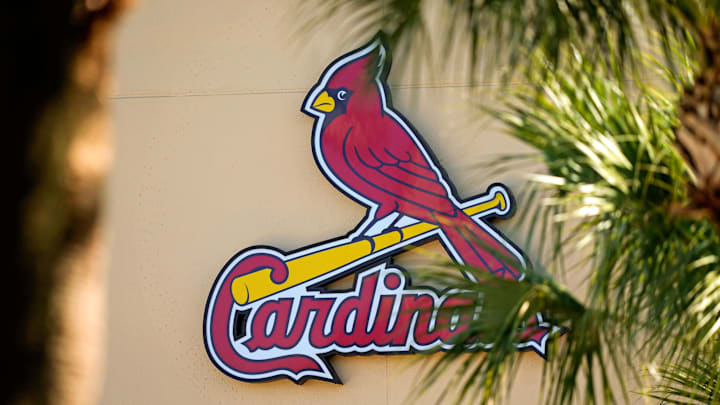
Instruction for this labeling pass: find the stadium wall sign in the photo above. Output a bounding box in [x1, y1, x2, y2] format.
[203, 36, 556, 384]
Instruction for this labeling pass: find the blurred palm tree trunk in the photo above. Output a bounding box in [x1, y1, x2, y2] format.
[677, 17, 720, 226]
[1, 1, 128, 404]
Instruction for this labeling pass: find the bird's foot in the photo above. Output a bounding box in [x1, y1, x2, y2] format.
[384, 226, 405, 239]
[350, 235, 376, 252]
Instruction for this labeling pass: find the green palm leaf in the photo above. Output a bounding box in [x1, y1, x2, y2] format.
[408, 49, 720, 404]
[644, 349, 720, 404]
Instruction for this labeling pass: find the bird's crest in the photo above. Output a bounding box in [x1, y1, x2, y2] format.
[302, 35, 390, 120]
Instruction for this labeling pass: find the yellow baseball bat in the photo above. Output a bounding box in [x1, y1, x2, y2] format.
[231, 188, 509, 305]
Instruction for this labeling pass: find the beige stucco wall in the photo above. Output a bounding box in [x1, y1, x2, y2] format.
[103, 1, 550, 403]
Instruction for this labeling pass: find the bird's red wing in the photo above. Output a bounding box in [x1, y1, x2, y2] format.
[345, 125, 456, 215]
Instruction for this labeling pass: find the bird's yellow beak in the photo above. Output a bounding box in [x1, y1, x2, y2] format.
[312, 91, 335, 113]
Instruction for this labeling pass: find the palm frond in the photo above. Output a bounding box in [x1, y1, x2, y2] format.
[400, 48, 720, 404]
[497, 48, 720, 403]
[303, 0, 710, 82]
[644, 348, 720, 404]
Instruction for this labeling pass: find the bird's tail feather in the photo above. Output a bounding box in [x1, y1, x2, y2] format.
[437, 212, 523, 281]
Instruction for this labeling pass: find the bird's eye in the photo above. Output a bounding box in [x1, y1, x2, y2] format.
[337, 90, 347, 101]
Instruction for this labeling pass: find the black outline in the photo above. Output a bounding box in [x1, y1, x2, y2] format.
[202, 34, 556, 386]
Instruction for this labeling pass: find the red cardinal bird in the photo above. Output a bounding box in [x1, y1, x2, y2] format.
[302, 39, 523, 280]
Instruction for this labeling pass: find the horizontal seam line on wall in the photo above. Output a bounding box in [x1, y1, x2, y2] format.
[109, 81, 526, 100]
[110, 77, 663, 100]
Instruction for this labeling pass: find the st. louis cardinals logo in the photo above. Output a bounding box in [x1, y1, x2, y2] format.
[204, 37, 556, 384]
